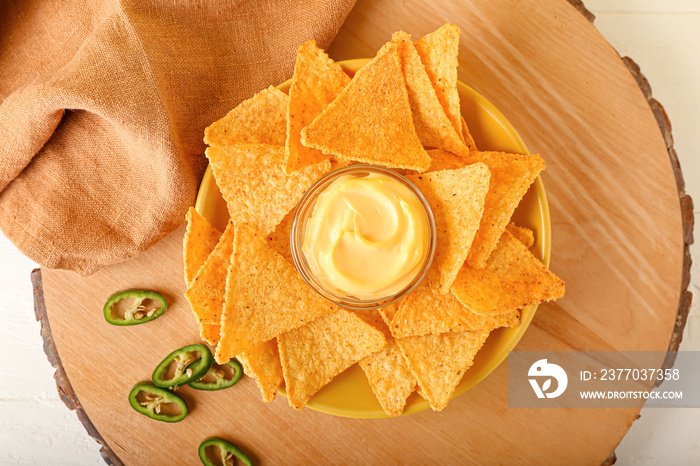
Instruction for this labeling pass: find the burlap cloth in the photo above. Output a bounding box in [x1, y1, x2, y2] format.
[0, 0, 355, 275]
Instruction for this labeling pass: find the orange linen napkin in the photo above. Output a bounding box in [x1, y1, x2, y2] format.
[0, 0, 355, 275]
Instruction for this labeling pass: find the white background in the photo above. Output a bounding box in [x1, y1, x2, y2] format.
[1, 1, 698, 464]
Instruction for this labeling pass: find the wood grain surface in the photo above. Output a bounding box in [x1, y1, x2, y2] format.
[35, 0, 690, 464]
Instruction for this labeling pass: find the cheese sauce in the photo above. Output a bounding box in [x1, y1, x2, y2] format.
[302, 172, 429, 300]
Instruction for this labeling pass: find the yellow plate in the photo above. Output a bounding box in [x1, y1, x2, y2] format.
[195, 58, 550, 418]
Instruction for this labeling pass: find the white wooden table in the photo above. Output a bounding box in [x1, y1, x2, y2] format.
[0, 1, 698, 464]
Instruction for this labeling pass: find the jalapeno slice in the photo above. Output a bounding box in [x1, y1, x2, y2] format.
[152, 344, 213, 388]
[128, 383, 188, 422]
[188, 359, 243, 391]
[103, 290, 167, 326]
[199, 438, 252, 466]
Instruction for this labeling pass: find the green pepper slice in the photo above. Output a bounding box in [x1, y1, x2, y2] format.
[103, 290, 167, 326]
[152, 344, 213, 388]
[128, 383, 188, 422]
[199, 438, 252, 466]
[188, 359, 243, 391]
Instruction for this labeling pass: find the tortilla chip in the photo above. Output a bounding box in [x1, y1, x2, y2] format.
[465, 151, 545, 268]
[184, 221, 235, 325]
[205, 144, 330, 235]
[237, 339, 283, 403]
[391, 31, 467, 156]
[407, 163, 490, 294]
[286, 40, 350, 174]
[183, 207, 222, 286]
[507, 222, 535, 249]
[360, 339, 416, 417]
[200, 324, 221, 346]
[301, 42, 431, 172]
[452, 230, 565, 315]
[354, 309, 415, 416]
[204, 86, 288, 147]
[396, 330, 489, 411]
[265, 209, 294, 265]
[414, 24, 462, 138]
[215, 223, 337, 363]
[389, 282, 520, 337]
[278, 309, 386, 409]
[461, 116, 477, 152]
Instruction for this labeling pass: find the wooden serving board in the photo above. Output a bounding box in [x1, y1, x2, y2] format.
[35, 0, 693, 464]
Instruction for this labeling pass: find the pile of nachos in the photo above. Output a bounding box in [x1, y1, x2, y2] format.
[183, 24, 565, 416]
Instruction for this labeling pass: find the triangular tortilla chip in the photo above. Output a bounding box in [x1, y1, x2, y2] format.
[285, 41, 350, 174]
[507, 222, 534, 249]
[215, 223, 337, 363]
[184, 221, 235, 326]
[395, 330, 489, 411]
[465, 151, 545, 268]
[452, 230, 565, 315]
[407, 163, 490, 294]
[360, 340, 416, 417]
[236, 339, 283, 403]
[354, 311, 416, 416]
[265, 209, 294, 265]
[414, 24, 462, 138]
[278, 309, 386, 409]
[205, 144, 330, 235]
[200, 324, 221, 346]
[183, 207, 222, 286]
[389, 282, 520, 337]
[204, 86, 288, 147]
[391, 31, 468, 156]
[301, 43, 431, 172]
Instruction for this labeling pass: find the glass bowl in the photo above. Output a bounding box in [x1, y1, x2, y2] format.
[290, 164, 436, 310]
